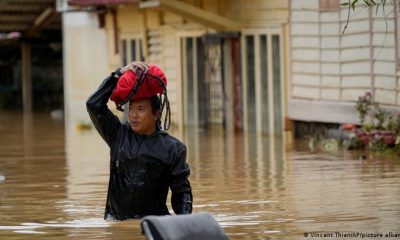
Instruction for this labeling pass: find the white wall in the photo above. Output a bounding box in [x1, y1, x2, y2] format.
[62, 12, 112, 202]
[62, 12, 111, 127]
[289, 0, 399, 124]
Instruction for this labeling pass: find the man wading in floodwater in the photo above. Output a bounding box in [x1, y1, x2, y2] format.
[86, 61, 193, 220]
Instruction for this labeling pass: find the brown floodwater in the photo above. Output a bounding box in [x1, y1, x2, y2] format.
[0, 112, 399, 240]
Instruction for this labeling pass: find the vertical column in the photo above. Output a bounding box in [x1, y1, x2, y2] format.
[223, 39, 234, 133]
[231, 38, 242, 131]
[21, 41, 32, 113]
[21, 41, 33, 155]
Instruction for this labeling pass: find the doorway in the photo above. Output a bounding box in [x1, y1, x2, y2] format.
[181, 33, 242, 131]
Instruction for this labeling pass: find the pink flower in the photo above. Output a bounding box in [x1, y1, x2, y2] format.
[382, 131, 396, 145]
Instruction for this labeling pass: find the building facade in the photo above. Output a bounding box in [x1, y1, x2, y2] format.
[60, 0, 400, 137]
[59, 0, 290, 137]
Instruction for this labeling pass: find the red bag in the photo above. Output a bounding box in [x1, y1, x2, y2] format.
[110, 65, 167, 109]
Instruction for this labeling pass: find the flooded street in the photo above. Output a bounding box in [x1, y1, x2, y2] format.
[0, 112, 399, 239]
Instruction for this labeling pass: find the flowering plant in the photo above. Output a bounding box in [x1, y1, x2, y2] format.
[355, 92, 372, 126]
[348, 92, 400, 153]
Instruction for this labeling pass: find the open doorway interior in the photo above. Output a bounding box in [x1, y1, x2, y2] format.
[181, 33, 242, 131]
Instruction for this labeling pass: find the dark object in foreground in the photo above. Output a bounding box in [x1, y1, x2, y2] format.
[141, 213, 229, 240]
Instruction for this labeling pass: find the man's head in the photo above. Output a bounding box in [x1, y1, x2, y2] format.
[128, 95, 161, 135]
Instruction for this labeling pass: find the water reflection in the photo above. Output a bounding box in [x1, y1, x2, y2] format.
[0, 112, 399, 239]
[185, 127, 293, 239]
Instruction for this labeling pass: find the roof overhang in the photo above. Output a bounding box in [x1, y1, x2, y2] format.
[0, 0, 60, 39]
[139, 0, 241, 32]
[25, 7, 58, 37]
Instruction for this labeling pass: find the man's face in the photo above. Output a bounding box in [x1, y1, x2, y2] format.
[128, 98, 157, 135]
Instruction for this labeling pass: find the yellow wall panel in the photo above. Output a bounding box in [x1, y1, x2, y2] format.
[163, 11, 183, 24]
[146, 10, 161, 29]
[117, 5, 143, 33]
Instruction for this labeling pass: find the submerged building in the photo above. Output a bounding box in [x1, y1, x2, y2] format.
[58, 0, 400, 137]
[59, 0, 289, 137]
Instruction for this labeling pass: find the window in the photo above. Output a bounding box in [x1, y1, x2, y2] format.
[119, 37, 144, 117]
[245, 35, 256, 132]
[242, 31, 283, 135]
[181, 37, 205, 128]
[120, 37, 144, 66]
[182, 37, 196, 126]
[260, 35, 269, 134]
[272, 35, 283, 133]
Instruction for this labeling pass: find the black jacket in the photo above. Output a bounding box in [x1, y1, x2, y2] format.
[86, 74, 192, 220]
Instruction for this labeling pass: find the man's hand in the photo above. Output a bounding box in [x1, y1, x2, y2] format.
[120, 61, 149, 75]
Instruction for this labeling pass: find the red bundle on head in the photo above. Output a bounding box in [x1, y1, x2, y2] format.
[110, 64, 171, 130]
[110, 64, 167, 107]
